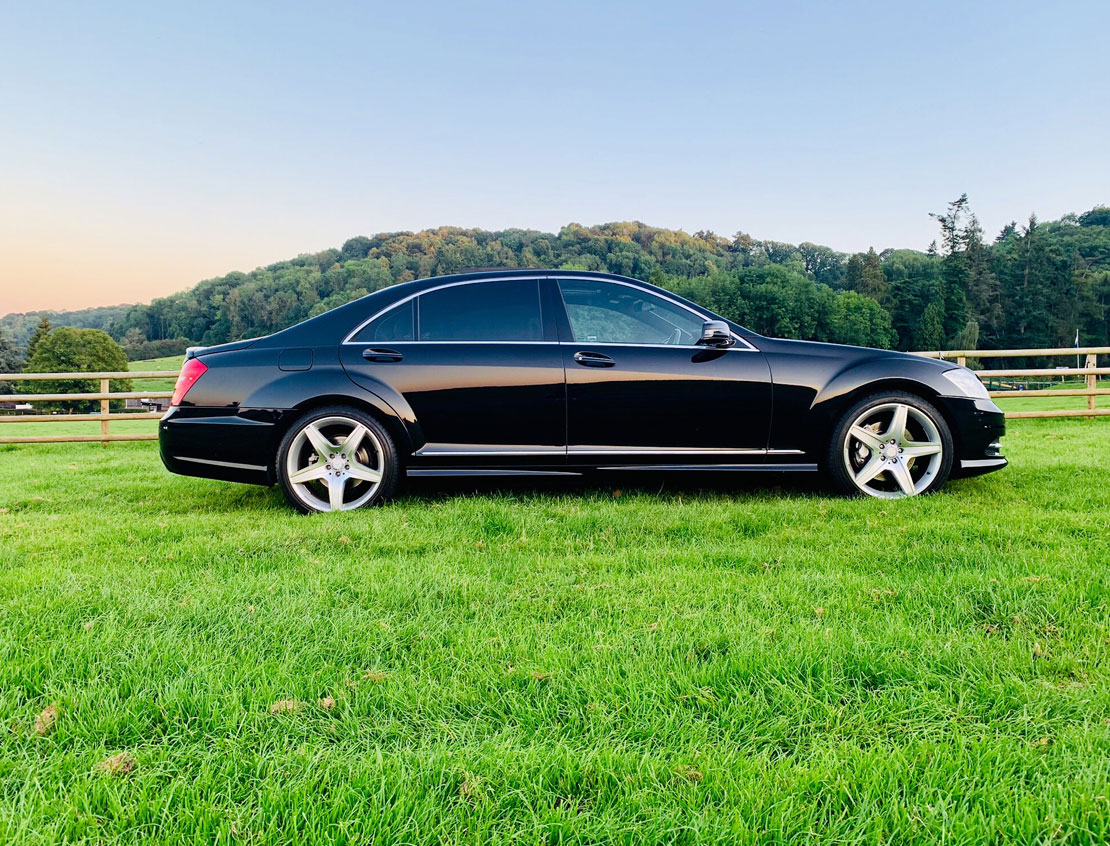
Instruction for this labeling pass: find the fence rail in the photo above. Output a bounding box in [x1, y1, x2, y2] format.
[1, 346, 1107, 445]
[0, 370, 176, 444]
[913, 346, 1109, 419]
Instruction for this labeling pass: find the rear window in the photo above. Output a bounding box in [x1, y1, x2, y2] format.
[352, 299, 414, 343]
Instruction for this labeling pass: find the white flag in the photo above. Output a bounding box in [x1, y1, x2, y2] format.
[1075, 328, 1080, 347]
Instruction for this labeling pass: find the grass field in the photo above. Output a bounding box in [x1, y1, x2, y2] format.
[1, 417, 1108, 844]
[124, 355, 184, 393]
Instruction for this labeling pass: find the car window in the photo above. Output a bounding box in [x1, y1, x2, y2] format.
[418, 280, 543, 341]
[352, 299, 414, 343]
[558, 280, 704, 345]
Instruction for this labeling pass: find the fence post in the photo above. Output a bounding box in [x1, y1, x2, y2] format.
[957, 355, 967, 368]
[100, 377, 110, 445]
[1087, 354, 1098, 414]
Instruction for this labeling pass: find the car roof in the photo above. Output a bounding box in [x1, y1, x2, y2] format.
[263, 269, 730, 346]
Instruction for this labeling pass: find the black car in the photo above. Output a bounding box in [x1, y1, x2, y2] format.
[160, 270, 1006, 512]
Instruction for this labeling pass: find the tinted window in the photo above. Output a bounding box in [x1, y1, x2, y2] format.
[558, 280, 704, 345]
[352, 299, 414, 342]
[418, 280, 543, 341]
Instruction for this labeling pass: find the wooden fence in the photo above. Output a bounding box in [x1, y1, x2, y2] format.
[912, 346, 1109, 419]
[0, 345, 1107, 444]
[0, 370, 177, 444]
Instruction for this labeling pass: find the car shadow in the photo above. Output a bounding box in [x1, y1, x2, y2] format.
[398, 470, 828, 502]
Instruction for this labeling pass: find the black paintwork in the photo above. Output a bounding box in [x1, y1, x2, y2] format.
[159, 270, 1007, 486]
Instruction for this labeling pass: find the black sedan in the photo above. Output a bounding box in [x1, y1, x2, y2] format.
[160, 270, 1007, 512]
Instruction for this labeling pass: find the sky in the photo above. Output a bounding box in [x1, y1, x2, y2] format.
[1, 0, 1108, 314]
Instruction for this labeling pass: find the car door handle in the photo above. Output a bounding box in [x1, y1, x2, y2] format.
[573, 351, 615, 367]
[362, 348, 403, 362]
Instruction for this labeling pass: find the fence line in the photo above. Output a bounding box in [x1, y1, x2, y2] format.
[1, 346, 1107, 445]
[911, 346, 1107, 419]
[0, 370, 176, 444]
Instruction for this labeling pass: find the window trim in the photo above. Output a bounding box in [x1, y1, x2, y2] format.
[342, 274, 757, 351]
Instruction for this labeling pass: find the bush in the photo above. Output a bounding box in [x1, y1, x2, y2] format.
[24, 327, 132, 412]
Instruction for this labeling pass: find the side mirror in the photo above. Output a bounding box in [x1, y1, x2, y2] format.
[698, 320, 734, 347]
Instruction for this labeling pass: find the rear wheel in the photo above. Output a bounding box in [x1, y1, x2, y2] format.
[827, 392, 953, 499]
[277, 407, 399, 513]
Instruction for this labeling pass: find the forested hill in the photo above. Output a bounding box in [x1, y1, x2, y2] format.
[4, 202, 1109, 356]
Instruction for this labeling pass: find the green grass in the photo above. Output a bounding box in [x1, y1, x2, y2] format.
[126, 355, 184, 393]
[1, 419, 1109, 844]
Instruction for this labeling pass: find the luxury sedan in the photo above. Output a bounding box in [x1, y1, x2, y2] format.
[159, 270, 1007, 512]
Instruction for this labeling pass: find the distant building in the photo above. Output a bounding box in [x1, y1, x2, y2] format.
[125, 397, 168, 412]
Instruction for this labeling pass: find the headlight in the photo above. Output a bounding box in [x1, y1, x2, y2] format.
[942, 367, 990, 400]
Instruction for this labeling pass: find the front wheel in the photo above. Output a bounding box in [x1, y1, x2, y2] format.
[827, 392, 953, 499]
[277, 406, 399, 513]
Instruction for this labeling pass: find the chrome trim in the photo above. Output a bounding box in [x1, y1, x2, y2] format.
[341, 273, 760, 351]
[407, 469, 582, 477]
[415, 446, 564, 457]
[348, 340, 554, 346]
[596, 463, 818, 472]
[570, 447, 768, 455]
[960, 458, 1008, 470]
[559, 341, 747, 351]
[175, 456, 268, 472]
[413, 446, 806, 457]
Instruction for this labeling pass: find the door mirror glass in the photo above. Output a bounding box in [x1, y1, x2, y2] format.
[698, 320, 734, 347]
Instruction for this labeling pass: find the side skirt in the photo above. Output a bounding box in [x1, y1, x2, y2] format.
[406, 469, 582, 477]
[406, 464, 819, 477]
[594, 463, 819, 472]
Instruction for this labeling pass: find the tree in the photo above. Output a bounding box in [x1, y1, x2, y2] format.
[26, 316, 52, 360]
[858, 247, 890, 307]
[0, 328, 25, 394]
[963, 216, 1002, 345]
[951, 319, 980, 351]
[930, 195, 973, 343]
[24, 328, 131, 412]
[915, 298, 946, 351]
[829, 291, 896, 348]
[1078, 206, 1110, 227]
[845, 254, 864, 291]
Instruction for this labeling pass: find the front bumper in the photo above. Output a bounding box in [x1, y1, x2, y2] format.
[941, 396, 1008, 478]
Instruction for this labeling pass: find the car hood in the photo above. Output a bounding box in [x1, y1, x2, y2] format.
[761, 336, 939, 362]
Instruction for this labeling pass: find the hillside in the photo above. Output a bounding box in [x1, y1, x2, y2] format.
[0, 304, 132, 348]
[3, 206, 1109, 355]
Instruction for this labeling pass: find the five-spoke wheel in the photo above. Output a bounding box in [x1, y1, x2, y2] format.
[277, 407, 398, 513]
[829, 392, 953, 499]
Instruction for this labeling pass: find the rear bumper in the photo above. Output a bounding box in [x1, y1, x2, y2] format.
[941, 396, 1008, 478]
[159, 407, 279, 485]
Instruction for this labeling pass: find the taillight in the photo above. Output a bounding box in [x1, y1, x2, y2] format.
[171, 357, 208, 406]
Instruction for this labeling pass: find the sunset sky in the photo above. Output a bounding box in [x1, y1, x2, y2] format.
[2, 0, 1108, 314]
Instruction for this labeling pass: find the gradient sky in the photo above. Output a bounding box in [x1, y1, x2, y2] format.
[2, 0, 1108, 314]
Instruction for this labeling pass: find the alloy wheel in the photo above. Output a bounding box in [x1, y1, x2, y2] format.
[285, 415, 385, 512]
[842, 402, 944, 499]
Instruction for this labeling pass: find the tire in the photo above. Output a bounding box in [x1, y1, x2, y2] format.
[276, 405, 399, 513]
[827, 391, 954, 499]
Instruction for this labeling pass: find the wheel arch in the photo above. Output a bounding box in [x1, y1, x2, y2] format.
[280, 395, 414, 461]
[811, 375, 962, 459]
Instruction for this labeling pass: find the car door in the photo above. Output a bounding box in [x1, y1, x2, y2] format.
[340, 277, 566, 465]
[555, 278, 773, 465]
